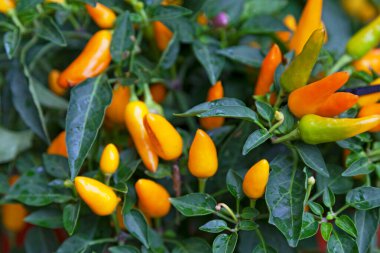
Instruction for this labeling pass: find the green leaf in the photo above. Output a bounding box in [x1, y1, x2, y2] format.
[217, 46, 263, 67]
[124, 209, 149, 248]
[109, 245, 140, 253]
[323, 188, 336, 208]
[346, 187, 380, 210]
[114, 159, 140, 183]
[158, 32, 180, 69]
[172, 238, 212, 253]
[294, 142, 329, 177]
[241, 16, 287, 34]
[242, 129, 272, 155]
[327, 230, 358, 253]
[316, 164, 353, 195]
[34, 80, 68, 110]
[0, 127, 33, 163]
[110, 11, 134, 63]
[342, 157, 373, 177]
[170, 193, 217, 216]
[17, 0, 43, 11]
[145, 163, 172, 179]
[150, 5, 192, 20]
[36, 17, 66, 46]
[25, 227, 59, 253]
[266, 155, 306, 247]
[163, 17, 194, 43]
[193, 40, 225, 84]
[277, 106, 296, 134]
[355, 208, 380, 253]
[300, 212, 319, 240]
[199, 106, 259, 123]
[255, 100, 274, 122]
[25, 208, 63, 229]
[241, 207, 259, 219]
[252, 244, 277, 253]
[238, 220, 258, 231]
[226, 170, 244, 199]
[56, 236, 88, 253]
[175, 98, 245, 117]
[43, 154, 69, 179]
[66, 76, 112, 179]
[199, 219, 228, 233]
[212, 233, 238, 253]
[308, 201, 324, 216]
[335, 215, 358, 238]
[242, 0, 287, 16]
[321, 222, 333, 241]
[63, 203, 81, 235]
[4, 29, 21, 59]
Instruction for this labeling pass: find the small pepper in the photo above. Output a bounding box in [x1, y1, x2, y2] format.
[105, 84, 130, 125]
[352, 48, 380, 74]
[150, 83, 167, 103]
[144, 113, 183, 160]
[197, 12, 208, 26]
[200, 81, 225, 130]
[85, 3, 116, 29]
[59, 30, 112, 88]
[161, 0, 183, 5]
[100, 143, 120, 175]
[135, 179, 171, 218]
[48, 69, 66, 96]
[153, 21, 173, 51]
[358, 103, 380, 132]
[0, 0, 15, 14]
[276, 15, 297, 43]
[74, 176, 120, 216]
[341, 0, 377, 22]
[358, 79, 380, 107]
[45, 0, 65, 3]
[188, 129, 218, 178]
[242, 159, 270, 199]
[47, 131, 68, 158]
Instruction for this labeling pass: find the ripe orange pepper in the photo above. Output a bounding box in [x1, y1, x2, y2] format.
[358, 79, 380, 107]
[153, 21, 173, 51]
[289, 0, 323, 55]
[352, 49, 380, 74]
[59, 30, 112, 88]
[144, 113, 183, 160]
[135, 179, 171, 218]
[161, 0, 183, 5]
[150, 83, 167, 103]
[48, 69, 66, 96]
[276, 15, 297, 43]
[288, 72, 358, 118]
[74, 176, 120, 216]
[116, 205, 126, 230]
[188, 129, 218, 178]
[85, 3, 116, 29]
[47, 131, 68, 158]
[105, 84, 130, 125]
[45, 0, 65, 4]
[0, 0, 15, 14]
[124, 101, 158, 172]
[197, 12, 208, 26]
[200, 81, 225, 130]
[100, 143, 120, 175]
[341, 0, 377, 22]
[242, 159, 270, 199]
[358, 103, 380, 132]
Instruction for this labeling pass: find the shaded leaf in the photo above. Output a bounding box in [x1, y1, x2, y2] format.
[170, 193, 217, 216]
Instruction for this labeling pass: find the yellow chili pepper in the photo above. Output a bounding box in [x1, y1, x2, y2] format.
[105, 84, 130, 125]
[341, 0, 377, 22]
[200, 81, 225, 130]
[100, 143, 120, 175]
[358, 103, 380, 132]
[357, 79, 380, 107]
[48, 69, 66, 96]
[242, 159, 270, 199]
[47, 131, 68, 158]
[0, 0, 15, 14]
[45, 0, 65, 4]
[85, 3, 116, 29]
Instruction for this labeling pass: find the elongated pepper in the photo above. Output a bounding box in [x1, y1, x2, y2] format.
[200, 81, 225, 130]
[86, 3, 116, 29]
[358, 103, 380, 132]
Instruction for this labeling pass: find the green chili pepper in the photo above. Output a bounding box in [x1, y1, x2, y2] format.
[346, 16, 380, 59]
[280, 29, 325, 93]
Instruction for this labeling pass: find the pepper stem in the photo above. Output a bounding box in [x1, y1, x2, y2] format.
[143, 83, 163, 114]
[272, 128, 300, 144]
[250, 199, 256, 209]
[129, 85, 138, 102]
[198, 178, 207, 193]
[327, 54, 353, 75]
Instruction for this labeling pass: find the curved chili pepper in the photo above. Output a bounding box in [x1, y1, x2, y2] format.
[358, 79, 380, 106]
[100, 143, 120, 175]
[58, 30, 112, 88]
[86, 3, 116, 29]
[288, 72, 358, 118]
[153, 21, 173, 51]
[276, 15, 297, 43]
[346, 16, 380, 59]
[0, 0, 15, 14]
[144, 113, 183, 160]
[124, 101, 158, 172]
[135, 179, 171, 218]
[200, 81, 225, 130]
[74, 176, 120, 216]
[150, 83, 167, 103]
[358, 103, 380, 132]
[47, 131, 68, 158]
[105, 84, 130, 125]
[352, 48, 380, 74]
[48, 69, 66, 96]
[341, 0, 377, 22]
[289, 0, 323, 55]
[242, 159, 270, 199]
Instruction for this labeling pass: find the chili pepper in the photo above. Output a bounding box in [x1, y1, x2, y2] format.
[341, 0, 377, 22]
[58, 30, 112, 88]
[352, 48, 380, 74]
[47, 131, 68, 158]
[144, 113, 183, 160]
[188, 129, 218, 178]
[276, 15, 297, 43]
[85, 3, 116, 29]
[280, 29, 325, 92]
[150, 83, 167, 103]
[100, 143, 120, 175]
[153, 21, 173, 51]
[200, 81, 225, 130]
[358, 103, 380, 132]
[358, 79, 380, 106]
[116, 205, 126, 230]
[125, 101, 158, 172]
[161, 0, 183, 5]
[105, 84, 130, 125]
[135, 179, 171, 218]
[48, 69, 66, 96]
[288, 72, 358, 118]
[197, 12, 208, 26]
[0, 0, 15, 14]
[346, 16, 380, 59]
[242, 159, 270, 199]
[45, 0, 65, 3]
[289, 0, 323, 55]
[74, 176, 120, 216]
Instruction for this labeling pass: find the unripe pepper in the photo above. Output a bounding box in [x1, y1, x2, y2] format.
[200, 81, 225, 130]
[144, 113, 183, 160]
[150, 83, 167, 103]
[48, 69, 66, 96]
[289, 0, 323, 55]
[188, 129, 218, 178]
[125, 101, 158, 172]
[74, 176, 120, 216]
[59, 30, 112, 88]
[242, 159, 270, 199]
[105, 84, 130, 125]
[100, 143, 120, 175]
[153, 21, 173, 51]
[135, 179, 171, 218]
[346, 16, 380, 59]
[47, 131, 68, 158]
[0, 0, 15, 14]
[358, 103, 380, 132]
[352, 48, 380, 74]
[288, 72, 358, 118]
[85, 3, 116, 29]
[358, 79, 380, 106]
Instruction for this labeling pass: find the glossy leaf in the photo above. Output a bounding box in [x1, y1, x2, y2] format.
[63, 203, 81, 236]
[110, 11, 134, 63]
[25, 208, 63, 229]
[239, 220, 258, 231]
[158, 32, 180, 69]
[172, 238, 212, 253]
[335, 215, 357, 238]
[316, 164, 353, 194]
[199, 219, 228, 233]
[346, 187, 380, 210]
[242, 129, 272, 155]
[327, 230, 358, 253]
[43, 154, 69, 179]
[217, 46, 263, 67]
[226, 170, 244, 199]
[109, 245, 140, 253]
[294, 142, 329, 177]
[170, 193, 217, 216]
[0, 127, 33, 163]
[342, 157, 373, 177]
[308, 201, 324, 216]
[300, 212, 318, 240]
[25, 227, 59, 253]
[321, 222, 333, 241]
[124, 209, 149, 248]
[355, 208, 380, 253]
[4, 29, 20, 59]
[212, 233, 238, 253]
[150, 5, 192, 20]
[175, 98, 245, 117]
[199, 106, 259, 123]
[36, 17, 67, 46]
[323, 188, 336, 208]
[255, 100, 274, 122]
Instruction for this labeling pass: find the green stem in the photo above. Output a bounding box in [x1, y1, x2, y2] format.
[273, 89, 284, 111]
[309, 191, 323, 202]
[268, 111, 284, 134]
[334, 204, 349, 217]
[220, 29, 228, 48]
[327, 54, 353, 75]
[255, 229, 267, 252]
[68, 14, 81, 30]
[272, 128, 300, 144]
[105, 175, 111, 186]
[88, 238, 117, 246]
[236, 199, 240, 214]
[250, 199, 256, 209]
[9, 10, 26, 33]
[129, 85, 138, 101]
[111, 212, 121, 236]
[304, 177, 315, 207]
[214, 212, 236, 224]
[216, 203, 238, 223]
[368, 149, 380, 158]
[198, 178, 207, 193]
[365, 174, 371, 187]
[212, 188, 229, 197]
[154, 218, 161, 230]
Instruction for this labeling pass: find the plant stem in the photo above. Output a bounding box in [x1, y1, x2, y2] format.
[214, 212, 236, 224]
[88, 238, 117, 246]
[236, 199, 240, 214]
[198, 178, 207, 193]
[255, 229, 267, 252]
[327, 54, 353, 75]
[9, 10, 26, 33]
[111, 212, 121, 236]
[272, 128, 300, 144]
[334, 204, 349, 217]
[216, 203, 238, 223]
[250, 199, 256, 209]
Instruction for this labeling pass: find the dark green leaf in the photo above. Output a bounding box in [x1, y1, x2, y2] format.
[242, 129, 272, 155]
[199, 219, 228, 233]
[4, 29, 20, 59]
[17, 0, 43, 11]
[158, 32, 180, 69]
[114, 159, 140, 183]
[57, 236, 88, 253]
[109, 245, 140, 253]
[36, 17, 66, 46]
[277, 106, 296, 134]
[327, 230, 358, 253]
[239, 220, 258, 231]
[170, 193, 217, 216]
[145, 163, 172, 179]
[317, 164, 353, 194]
[25, 208, 63, 229]
[199, 106, 259, 123]
[252, 244, 277, 253]
[323, 188, 336, 208]
[346, 187, 380, 210]
[294, 142, 329, 177]
[242, 0, 287, 16]
[212, 233, 238, 253]
[355, 208, 380, 253]
[111, 11, 134, 63]
[25, 227, 59, 253]
[226, 170, 244, 199]
[335, 215, 357, 238]
[308, 201, 324, 216]
[300, 212, 318, 240]
[255, 100, 274, 122]
[0, 127, 33, 163]
[63, 203, 81, 235]
[34, 80, 68, 109]
[241, 207, 260, 220]
[321, 222, 333, 241]
[217, 46, 263, 67]
[241, 15, 287, 34]
[342, 157, 373, 177]
[43, 154, 69, 179]
[175, 98, 245, 117]
[150, 5, 192, 20]
[172, 238, 212, 253]
[124, 209, 149, 248]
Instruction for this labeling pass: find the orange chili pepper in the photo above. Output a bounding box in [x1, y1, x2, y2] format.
[200, 81, 225, 130]
[358, 80, 380, 107]
[105, 84, 130, 125]
[85, 3, 116, 29]
[197, 12, 208, 26]
[48, 69, 66, 96]
[352, 48, 380, 74]
[124, 101, 158, 172]
[289, 0, 323, 55]
[242, 159, 270, 199]
[47, 131, 68, 158]
[150, 83, 167, 103]
[358, 103, 380, 132]
[276, 15, 297, 43]
[288, 72, 358, 118]
[161, 0, 183, 5]
[153, 21, 173, 51]
[0, 0, 15, 14]
[59, 30, 112, 88]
